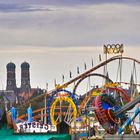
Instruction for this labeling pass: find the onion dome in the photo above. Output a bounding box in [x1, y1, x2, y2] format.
[21, 62, 30, 69]
[6, 62, 16, 70]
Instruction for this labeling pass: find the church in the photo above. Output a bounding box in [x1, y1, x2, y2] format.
[0, 62, 41, 109]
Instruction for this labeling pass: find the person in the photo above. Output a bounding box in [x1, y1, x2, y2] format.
[89, 125, 96, 136]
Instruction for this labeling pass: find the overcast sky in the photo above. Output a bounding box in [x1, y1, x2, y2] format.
[0, 0, 139, 91]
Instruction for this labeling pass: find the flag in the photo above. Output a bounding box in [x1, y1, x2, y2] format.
[54, 79, 57, 86]
[69, 71, 72, 78]
[92, 59, 94, 67]
[62, 74, 64, 82]
[84, 62, 87, 70]
[77, 66, 80, 74]
[46, 82, 48, 91]
[99, 54, 102, 61]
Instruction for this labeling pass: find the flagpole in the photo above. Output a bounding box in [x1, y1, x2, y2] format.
[103, 44, 107, 76]
[105, 52, 107, 75]
[92, 59, 94, 67]
[44, 82, 48, 124]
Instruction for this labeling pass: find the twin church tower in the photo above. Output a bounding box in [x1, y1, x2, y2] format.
[6, 62, 31, 94]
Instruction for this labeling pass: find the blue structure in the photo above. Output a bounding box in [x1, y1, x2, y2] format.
[27, 107, 32, 123]
[11, 107, 17, 122]
[117, 107, 140, 134]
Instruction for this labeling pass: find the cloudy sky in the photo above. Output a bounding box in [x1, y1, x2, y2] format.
[0, 0, 140, 91]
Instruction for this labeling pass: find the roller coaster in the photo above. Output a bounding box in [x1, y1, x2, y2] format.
[6, 54, 140, 135]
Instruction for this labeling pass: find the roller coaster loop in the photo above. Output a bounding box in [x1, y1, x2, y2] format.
[73, 73, 113, 94]
[50, 97, 77, 125]
[47, 89, 78, 124]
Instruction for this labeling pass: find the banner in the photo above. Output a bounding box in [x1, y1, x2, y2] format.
[99, 54, 102, 61]
[69, 71, 72, 78]
[62, 74, 64, 82]
[92, 59, 94, 67]
[84, 63, 87, 70]
[77, 66, 80, 74]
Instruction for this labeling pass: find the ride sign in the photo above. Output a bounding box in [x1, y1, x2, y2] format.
[16, 121, 57, 133]
[103, 44, 124, 54]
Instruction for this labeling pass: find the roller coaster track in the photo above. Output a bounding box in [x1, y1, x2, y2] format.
[117, 106, 140, 135]
[59, 55, 140, 89]
[30, 55, 140, 102]
[73, 73, 113, 94]
[115, 96, 140, 116]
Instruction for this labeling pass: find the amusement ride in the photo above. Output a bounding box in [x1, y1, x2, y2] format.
[5, 44, 140, 137]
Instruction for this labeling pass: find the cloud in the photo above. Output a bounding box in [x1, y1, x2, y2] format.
[0, 4, 56, 13]
[0, 0, 140, 5]
[0, 3, 139, 47]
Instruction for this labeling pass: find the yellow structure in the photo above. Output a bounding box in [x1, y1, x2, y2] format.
[50, 97, 77, 125]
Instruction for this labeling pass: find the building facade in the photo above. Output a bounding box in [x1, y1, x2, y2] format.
[20, 62, 31, 93]
[6, 62, 17, 92]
